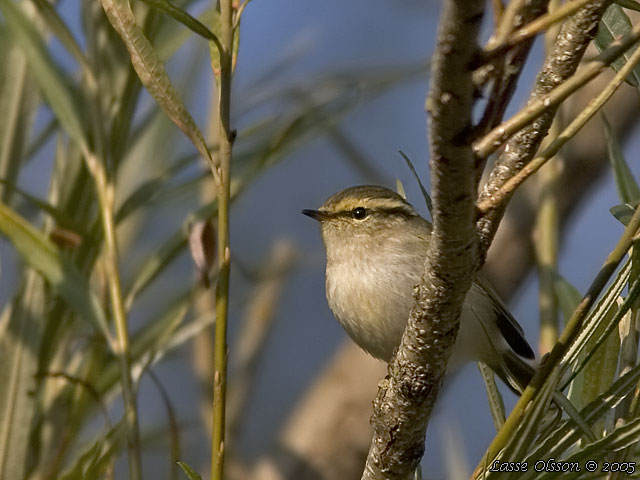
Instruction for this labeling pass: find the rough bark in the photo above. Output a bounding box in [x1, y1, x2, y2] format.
[362, 0, 484, 477]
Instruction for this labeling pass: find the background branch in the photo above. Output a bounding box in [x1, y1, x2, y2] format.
[477, 0, 614, 259]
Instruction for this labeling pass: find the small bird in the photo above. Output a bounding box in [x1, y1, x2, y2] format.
[303, 185, 536, 394]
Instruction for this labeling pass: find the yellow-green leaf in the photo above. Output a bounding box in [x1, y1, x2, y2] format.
[0, 0, 88, 151]
[0, 202, 110, 340]
[100, 0, 213, 166]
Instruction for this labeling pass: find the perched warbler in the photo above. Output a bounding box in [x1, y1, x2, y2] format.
[303, 185, 536, 393]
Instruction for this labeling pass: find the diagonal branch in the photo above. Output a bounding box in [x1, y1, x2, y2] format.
[361, 0, 484, 478]
[477, 0, 614, 260]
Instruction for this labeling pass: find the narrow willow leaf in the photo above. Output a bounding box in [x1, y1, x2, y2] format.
[124, 230, 187, 309]
[138, 0, 220, 43]
[595, 3, 640, 87]
[0, 202, 110, 340]
[208, 9, 239, 78]
[0, 273, 44, 480]
[568, 273, 640, 389]
[615, 308, 637, 422]
[521, 364, 640, 480]
[0, 42, 37, 204]
[578, 301, 620, 431]
[59, 418, 128, 480]
[477, 362, 506, 432]
[0, 179, 86, 234]
[500, 370, 558, 464]
[610, 202, 638, 225]
[100, 0, 214, 166]
[177, 461, 203, 480]
[561, 260, 630, 373]
[399, 150, 432, 216]
[603, 115, 640, 203]
[616, 0, 640, 12]
[95, 294, 190, 399]
[395, 179, 406, 200]
[115, 156, 194, 224]
[30, 0, 92, 76]
[552, 272, 582, 325]
[0, 0, 88, 151]
[550, 417, 640, 473]
[155, 7, 216, 60]
[552, 392, 596, 443]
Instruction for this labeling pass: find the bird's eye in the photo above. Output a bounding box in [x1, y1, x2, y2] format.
[352, 207, 368, 220]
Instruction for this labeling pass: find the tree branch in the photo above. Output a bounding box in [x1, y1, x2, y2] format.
[361, 1, 484, 478]
[477, 0, 614, 259]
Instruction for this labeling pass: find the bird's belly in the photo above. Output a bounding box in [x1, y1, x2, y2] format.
[326, 261, 489, 370]
[326, 261, 416, 361]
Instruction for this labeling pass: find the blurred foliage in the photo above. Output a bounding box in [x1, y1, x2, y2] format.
[0, 0, 422, 478]
[3, 0, 640, 478]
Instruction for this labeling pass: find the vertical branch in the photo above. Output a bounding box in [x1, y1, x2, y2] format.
[361, 0, 483, 478]
[88, 152, 142, 480]
[535, 0, 562, 355]
[211, 0, 234, 478]
[535, 137, 561, 354]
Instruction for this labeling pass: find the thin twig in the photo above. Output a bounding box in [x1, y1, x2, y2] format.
[211, 0, 235, 478]
[474, 21, 640, 160]
[147, 368, 181, 480]
[87, 150, 142, 480]
[484, 0, 595, 58]
[535, 0, 562, 356]
[476, 37, 640, 215]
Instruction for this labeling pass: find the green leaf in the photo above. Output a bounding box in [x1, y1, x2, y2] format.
[610, 202, 638, 225]
[30, 0, 91, 75]
[115, 156, 194, 224]
[0, 273, 45, 480]
[139, 0, 220, 43]
[477, 362, 506, 432]
[567, 269, 640, 393]
[579, 299, 620, 428]
[0, 178, 86, 234]
[95, 293, 190, 396]
[501, 369, 558, 463]
[525, 363, 640, 464]
[552, 417, 640, 473]
[59, 418, 128, 480]
[207, 10, 239, 79]
[0, 42, 38, 204]
[616, 0, 640, 13]
[155, 7, 216, 60]
[0, 0, 88, 151]
[124, 230, 187, 309]
[100, 0, 213, 165]
[595, 3, 640, 87]
[177, 461, 203, 480]
[0, 202, 111, 341]
[552, 272, 582, 325]
[561, 260, 630, 375]
[399, 150, 432, 217]
[603, 115, 640, 203]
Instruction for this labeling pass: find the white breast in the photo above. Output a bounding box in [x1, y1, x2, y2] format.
[325, 234, 424, 361]
[323, 234, 498, 372]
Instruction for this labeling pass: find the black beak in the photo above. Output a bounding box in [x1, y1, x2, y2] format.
[301, 209, 328, 221]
